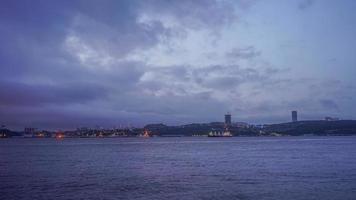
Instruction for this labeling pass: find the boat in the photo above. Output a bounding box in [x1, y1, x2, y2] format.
[208, 129, 232, 137]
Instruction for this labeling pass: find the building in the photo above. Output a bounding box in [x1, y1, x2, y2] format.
[292, 111, 298, 122]
[225, 112, 232, 125]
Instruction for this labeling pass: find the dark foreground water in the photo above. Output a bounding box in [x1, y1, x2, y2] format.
[1, 137, 356, 200]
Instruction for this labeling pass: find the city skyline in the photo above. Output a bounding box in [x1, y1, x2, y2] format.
[1, 0, 356, 130]
[0, 110, 342, 132]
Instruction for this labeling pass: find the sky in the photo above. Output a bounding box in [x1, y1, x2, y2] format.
[1, 0, 356, 130]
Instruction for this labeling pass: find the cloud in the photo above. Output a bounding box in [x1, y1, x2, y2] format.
[0, 0, 243, 129]
[298, 0, 315, 10]
[226, 46, 261, 60]
[0, 80, 109, 107]
[319, 99, 339, 110]
[138, 0, 237, 30]
[0, 0, 355, 129]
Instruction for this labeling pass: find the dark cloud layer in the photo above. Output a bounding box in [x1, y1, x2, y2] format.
[0, 0, 240, 129]
[0, 0, 354, 130]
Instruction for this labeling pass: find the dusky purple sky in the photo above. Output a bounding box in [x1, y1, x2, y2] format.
[1, 0, 356, 130]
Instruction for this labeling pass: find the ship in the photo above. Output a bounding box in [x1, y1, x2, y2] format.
[208, 129, 232, 137]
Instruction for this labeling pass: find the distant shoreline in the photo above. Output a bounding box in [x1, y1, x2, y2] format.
[2, 120, 356, 138]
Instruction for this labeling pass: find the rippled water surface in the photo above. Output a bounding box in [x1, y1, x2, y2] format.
[1, 137, 356, 200]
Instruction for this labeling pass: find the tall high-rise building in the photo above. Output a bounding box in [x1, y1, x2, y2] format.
[225, 112, 232, 125]
[292, 111, 298, 122]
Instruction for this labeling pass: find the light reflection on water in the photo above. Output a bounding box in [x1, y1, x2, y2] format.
[1, 136, 356, 200]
